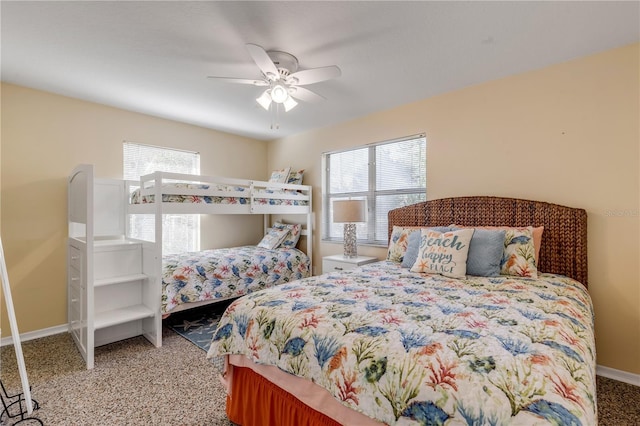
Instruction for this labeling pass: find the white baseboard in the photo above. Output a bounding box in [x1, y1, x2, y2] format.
[597, 365, 640, 387]
[0, 323, 68, 347]
[2, 324, 639, 388]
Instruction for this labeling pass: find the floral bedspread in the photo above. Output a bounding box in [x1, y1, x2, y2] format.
[207, 261, 596, 425]
[130, 183, 307, 206]
[162, 246, 310, 314]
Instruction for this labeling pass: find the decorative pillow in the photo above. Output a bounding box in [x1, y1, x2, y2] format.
[268, 167, 291, 184]
[401, 227, 454, 268]
[531, 226, 543, 265]
[451, 224, 544, 267]
[410, 228, 475, 278]
[500, 227, 538, 277]
[272, 221, 301, 248]
[287, 169, 305, 185]
[457, 228, 506, 277]
[387, 226, 421, 263]
[257, 227, 290, 250]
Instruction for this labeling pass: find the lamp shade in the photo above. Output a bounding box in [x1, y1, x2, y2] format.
[256, 90, 272, 110]
[333, 200, 366, 223]
[283, 95, 298, 112]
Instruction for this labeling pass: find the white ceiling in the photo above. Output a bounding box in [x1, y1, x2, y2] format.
[2, 1, 638, 141]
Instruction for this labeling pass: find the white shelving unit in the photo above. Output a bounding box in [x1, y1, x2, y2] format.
[68, 165, 161, 369]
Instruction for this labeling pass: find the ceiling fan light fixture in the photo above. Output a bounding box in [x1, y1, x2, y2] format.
[256, 90, 272, 110]
[211, 44, 340, 121]
[283, 96, 298, 112]
[270, 84, 288, 103]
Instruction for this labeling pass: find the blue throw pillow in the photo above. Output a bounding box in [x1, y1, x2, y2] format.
[464, 228, 506, 277]
[401, 226, 453, 268]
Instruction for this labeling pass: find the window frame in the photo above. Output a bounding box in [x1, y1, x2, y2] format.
[123, 141, 201, 254]
[322, 133, 427, 247]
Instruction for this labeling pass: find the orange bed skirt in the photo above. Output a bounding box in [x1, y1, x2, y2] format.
[227, 365, 342, 426]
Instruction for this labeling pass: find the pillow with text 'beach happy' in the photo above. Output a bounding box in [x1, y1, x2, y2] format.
[410, 228, 475, 278]
[401, 227, 455, 268]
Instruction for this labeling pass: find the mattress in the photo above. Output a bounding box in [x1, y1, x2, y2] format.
[207, 261, 596, 425]
[162, 245, 310, 314]
[130, 183, 308, 206]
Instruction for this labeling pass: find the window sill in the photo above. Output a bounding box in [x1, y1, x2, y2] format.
[322, 239, 387, 249]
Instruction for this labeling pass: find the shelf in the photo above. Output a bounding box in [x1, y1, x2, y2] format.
[94, 273, 147, 287]
[94, 238, 141, 247]
[94, 305, 155, 330]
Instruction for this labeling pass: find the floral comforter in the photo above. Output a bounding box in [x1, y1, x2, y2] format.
[162, 246, 310, 314]
[131, 183, 308, 206]
[207, 261, 596, 425]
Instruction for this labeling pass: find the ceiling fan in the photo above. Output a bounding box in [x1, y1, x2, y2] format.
[208, 43, 341, 113]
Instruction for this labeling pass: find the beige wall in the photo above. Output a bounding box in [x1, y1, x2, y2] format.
[1, 83, 267, 335]
[268, 43, 640, 374]
[1, 43, 638, 375]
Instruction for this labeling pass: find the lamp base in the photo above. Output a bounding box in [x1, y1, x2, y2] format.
[343, 223, 358, 258]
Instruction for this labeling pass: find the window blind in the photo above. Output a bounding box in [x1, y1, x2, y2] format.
[123, 142, 201, 254]
[322, 134, 426, 245]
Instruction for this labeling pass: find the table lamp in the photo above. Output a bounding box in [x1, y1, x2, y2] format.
[333, 199, 366, 258]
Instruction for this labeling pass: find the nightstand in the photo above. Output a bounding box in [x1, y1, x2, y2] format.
[322, 254, 378, 273]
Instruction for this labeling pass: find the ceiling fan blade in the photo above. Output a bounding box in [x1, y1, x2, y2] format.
[246, 43, 280, 81]
[288, 86, 326, 103]
[207, 76, 268, 86]
[286, 65, 341, 86]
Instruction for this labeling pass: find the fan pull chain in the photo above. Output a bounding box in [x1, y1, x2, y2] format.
[270, 103, 280, 130]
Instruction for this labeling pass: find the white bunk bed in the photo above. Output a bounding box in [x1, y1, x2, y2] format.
[68, 165, 313, 369]
[126, 171, 313, 314]
[126, 171, 312, 256]
[128, 171, 312, 216]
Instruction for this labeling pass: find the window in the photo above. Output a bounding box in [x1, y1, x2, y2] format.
[123, 142, 200, 254]
[322, 134, 426, 246]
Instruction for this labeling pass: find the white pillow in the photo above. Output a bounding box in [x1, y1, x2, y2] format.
[410, 228, 475, 278]
[257, 228, 290, 249]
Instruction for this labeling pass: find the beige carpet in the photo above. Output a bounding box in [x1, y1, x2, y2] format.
[1, 328, 233, 425]
[2, 328, 639, 425]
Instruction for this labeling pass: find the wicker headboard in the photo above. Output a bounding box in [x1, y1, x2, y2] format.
[388, 196, 588, 287]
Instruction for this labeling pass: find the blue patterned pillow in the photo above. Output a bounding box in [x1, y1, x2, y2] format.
[458, 228, 506, 277]
[401, 227, 453, 268]
[273, 222, 301, 248]
[257, 227, 289, 249]
[268, 167, 291, 183]
[287, 169, 304, 185]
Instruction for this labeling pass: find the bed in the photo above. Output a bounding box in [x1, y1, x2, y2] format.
[127, 171, 311, 215]
[131, 183, 308, 208]
[162, 245, 310, 315]
[206, 196, 595, 425]
[67, 165, 313, 361]
[123, 170, 315, 315]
